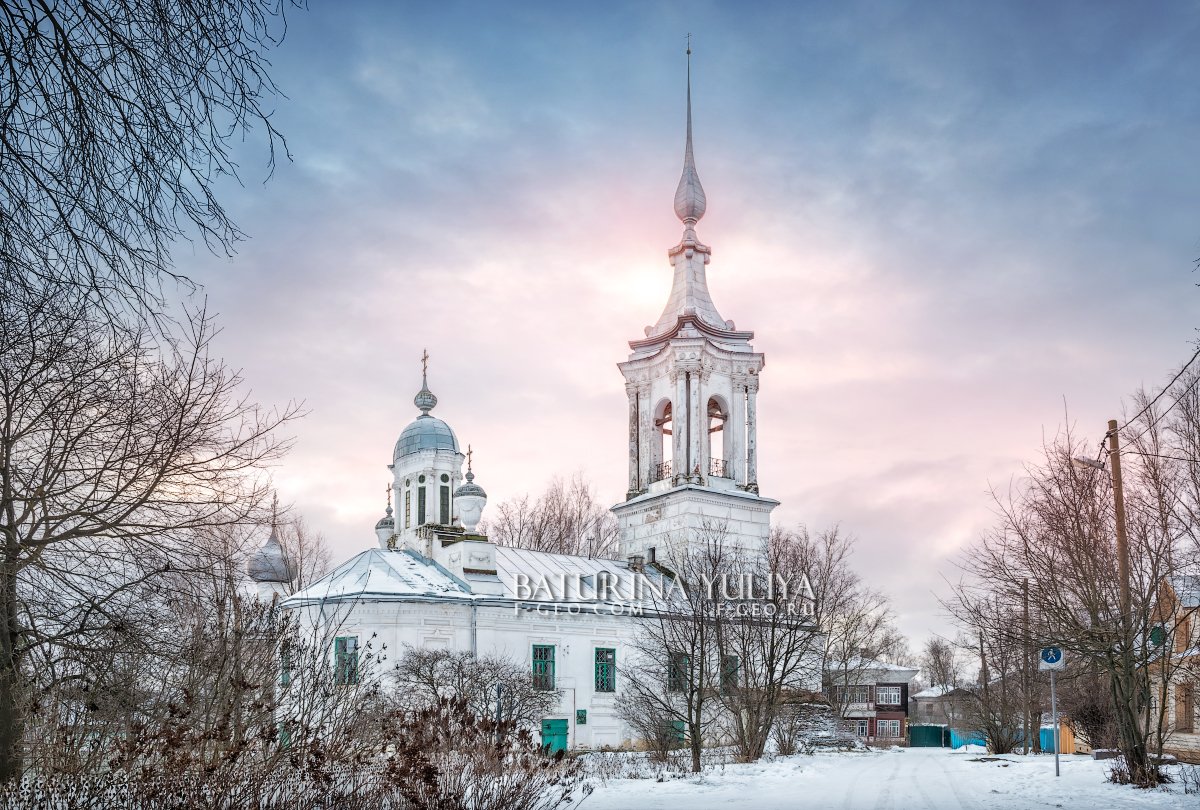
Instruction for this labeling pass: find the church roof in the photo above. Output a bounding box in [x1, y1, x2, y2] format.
[247, 526, 296, 583]
[284, 548, 470, 604]
[394, 414, 460, 460]
[281, 545, 666, 609]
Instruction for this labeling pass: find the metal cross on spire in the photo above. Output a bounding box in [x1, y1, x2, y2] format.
[421, 348, 429, 378]
[466, 444, 473, 473]
[385, 482, 391, 509]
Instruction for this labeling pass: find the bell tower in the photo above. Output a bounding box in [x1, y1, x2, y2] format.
[612, 47, 778, 562]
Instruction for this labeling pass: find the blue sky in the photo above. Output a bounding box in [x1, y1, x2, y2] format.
[179, 1, 1200, 647]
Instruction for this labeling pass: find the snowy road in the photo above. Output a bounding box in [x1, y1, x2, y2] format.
[583, 748, 1195, 810]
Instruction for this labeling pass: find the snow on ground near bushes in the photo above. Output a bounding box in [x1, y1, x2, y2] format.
[583, 747, 1196, 810]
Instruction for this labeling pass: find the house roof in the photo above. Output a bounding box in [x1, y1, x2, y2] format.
[827, 658, 920, 684]
[1170, 575, 1200, 609]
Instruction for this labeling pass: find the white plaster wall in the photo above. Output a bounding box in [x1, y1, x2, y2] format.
[296, 599, 641, 750]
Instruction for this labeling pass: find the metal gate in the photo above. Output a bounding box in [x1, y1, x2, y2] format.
[540, 718, 568, 753]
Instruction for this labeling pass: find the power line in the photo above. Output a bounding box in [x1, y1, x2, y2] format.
[1120, 345, 1200, 432]
[1119, 345, 1200, 450]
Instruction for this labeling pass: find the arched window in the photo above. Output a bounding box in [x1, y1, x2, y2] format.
[708, 396, 730, 478]
[653, 399, 673, 481]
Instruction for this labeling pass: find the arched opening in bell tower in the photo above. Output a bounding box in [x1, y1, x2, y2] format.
[653, 399, 673, 481]
[708, 396, 730, 479]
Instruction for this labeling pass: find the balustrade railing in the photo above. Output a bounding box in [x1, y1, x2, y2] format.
[653, 461, 673, 482]
[709, 458, 730, 479]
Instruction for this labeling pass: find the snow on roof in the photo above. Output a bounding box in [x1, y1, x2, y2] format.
[912, 685, 971, 699]
[282, 545, 669, 609]
[494, 546, 624, 589]
[827, 658, 920, 683]
[283, 548, 469, 606]
[1170, 575, 1200, 608]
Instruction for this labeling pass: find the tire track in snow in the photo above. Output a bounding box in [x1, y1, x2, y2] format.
[866, 754, 903, 810]
[935, 752, 979, 810]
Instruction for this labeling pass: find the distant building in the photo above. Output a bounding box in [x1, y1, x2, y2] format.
[909, 684, 974, 731]
[827, 660, 919, 743]
[1151, 575, 1200, 762]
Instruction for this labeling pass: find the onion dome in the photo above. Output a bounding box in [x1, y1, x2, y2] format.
[394, 353, 460, 461]
[414, 373, 437, 414]
[375, 504, 395, 532]
[248, 526, 296, 584]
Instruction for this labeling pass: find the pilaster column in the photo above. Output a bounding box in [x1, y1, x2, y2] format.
[745, 379, 759, 493]
[690, 370, 704, 481]
[672, 369, 687, 481]
[638, 384, 652, 490]
[730, 377, 746, 483]
[626, 383, 640, 497]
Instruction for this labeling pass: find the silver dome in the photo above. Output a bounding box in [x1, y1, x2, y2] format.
[394, 414, 460, 460]
[454, 470, 486, 499]
[375, 505, 395, 530]
[247, 529, 296, 583]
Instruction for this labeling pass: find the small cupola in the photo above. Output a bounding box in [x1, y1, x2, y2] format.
[375, 485, 396, 548]
[454, 445, 487, 533]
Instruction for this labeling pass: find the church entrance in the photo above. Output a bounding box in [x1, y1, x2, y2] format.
[540, 718, 569, 753]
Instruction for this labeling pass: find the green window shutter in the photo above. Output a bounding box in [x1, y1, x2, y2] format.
[595, 648, 616, 692]
[280, 643, 292, 687]
[334, 636, 359, 685]
[576, 709, 587, 725]
[532, 645, 555, 690]
[440, 485, 450, 524]
[721, 654, 740, 693]
[667, 651, 690, 692]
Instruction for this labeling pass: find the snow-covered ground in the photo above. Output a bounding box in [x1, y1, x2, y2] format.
[583, 747, 1197, 810]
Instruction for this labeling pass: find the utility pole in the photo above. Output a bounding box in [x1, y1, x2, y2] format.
[1023, 577, 1031, 756]
[1108, 418, 1144, 775]
[1108, 419, 1132, 629]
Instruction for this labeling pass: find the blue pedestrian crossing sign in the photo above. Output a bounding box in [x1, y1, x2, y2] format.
[1039, 646, 1065, 671]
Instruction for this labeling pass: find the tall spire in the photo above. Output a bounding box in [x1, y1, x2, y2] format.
[641, 39, 728, 341]
[673, 35, 707, 232]
[414, 348, 438, 414]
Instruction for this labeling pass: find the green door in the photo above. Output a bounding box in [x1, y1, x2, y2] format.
[540, 718, 569, 753]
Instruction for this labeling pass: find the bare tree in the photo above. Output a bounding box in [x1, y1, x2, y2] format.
[617, 521, 730, 772]
[0, 291, 299, 780]
[788, 526, 908, 722]
[945, 372, 1200, 783]
[920, 637, 963, 690]
[713, 530, 821, 761]
[484, 474, 618, 558]
[277, 514, 333, 594]
[391, 646, 561, 730]
[1, 0, 299, 312]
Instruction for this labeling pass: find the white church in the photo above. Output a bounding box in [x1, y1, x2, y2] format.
[250, 66, 800, 751]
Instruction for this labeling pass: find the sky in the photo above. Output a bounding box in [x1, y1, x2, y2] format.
[177, 1, 1200, 649]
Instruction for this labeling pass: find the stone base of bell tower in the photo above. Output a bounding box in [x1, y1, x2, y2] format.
[611, 484, 779, 564]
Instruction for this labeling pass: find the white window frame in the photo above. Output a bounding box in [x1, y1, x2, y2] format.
[877, 719, 901, 738]
[853, 719, 869, 737]
[876, 686, 901, 705]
